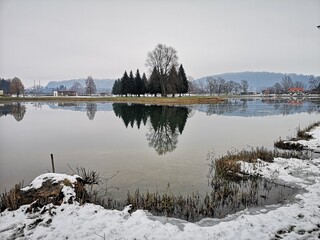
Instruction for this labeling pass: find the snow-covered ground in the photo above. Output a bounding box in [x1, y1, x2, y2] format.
[1, 128, 320, 239]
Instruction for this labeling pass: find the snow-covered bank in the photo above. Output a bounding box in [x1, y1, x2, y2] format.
[1, 129, 320, 239]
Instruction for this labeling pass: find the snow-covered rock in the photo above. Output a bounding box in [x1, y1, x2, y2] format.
[1, 173, 85, 213]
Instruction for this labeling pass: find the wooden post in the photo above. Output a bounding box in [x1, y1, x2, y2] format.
[50, 154, 55, 173]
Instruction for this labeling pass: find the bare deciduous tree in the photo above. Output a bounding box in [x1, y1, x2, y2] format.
[293, 81, 304, 89]
[206, 77, 228, 96]
[206, 77, 217, 96]
[10, 77, 24, 97]
[233, 82, 241, 95]
[281, 75, 293, 93]
[308, 76, 320, 90]
[85, 76, 97, 96]
[241, 80, 249, 94]
[187, 76, 194, 95]
[146, 44, 178, 97]
[274, 82, 283, 94]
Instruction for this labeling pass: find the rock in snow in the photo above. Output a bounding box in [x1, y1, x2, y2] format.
[1, 127, 320, 239]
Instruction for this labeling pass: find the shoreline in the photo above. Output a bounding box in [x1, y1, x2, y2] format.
[0, 96, 225, 105]
[1, 94, 319, 105]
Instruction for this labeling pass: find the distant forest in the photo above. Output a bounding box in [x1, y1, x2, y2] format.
[194, 72, 320, 94]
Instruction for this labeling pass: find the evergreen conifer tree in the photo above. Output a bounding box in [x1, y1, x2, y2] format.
[148, 67, 161, 97]
[111, 81, 117, 95]
[121, 71, 130, 97]
[178, 64, 188, 96]
[112, 79, 122, 95]
[141, 73, 148, 96]
[167, 66, 179, 97]
[129, 71, 135, 96]
[0, 79, 11, 94]
[135, 69, 143, 97]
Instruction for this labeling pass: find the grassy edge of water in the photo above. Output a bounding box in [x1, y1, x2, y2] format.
[274, 121, 320, 150]
[0, 147, 306, 221]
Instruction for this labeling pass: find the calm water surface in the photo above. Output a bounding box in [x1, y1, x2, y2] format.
[0, 98, 319, 201]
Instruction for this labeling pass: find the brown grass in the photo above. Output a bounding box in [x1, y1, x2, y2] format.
[0, 96, 225, 105]
[274, 139, 304, 151]
[0, 182, 23, 212]
[211, 147, 307, 178]
[274, 121, 320, 150]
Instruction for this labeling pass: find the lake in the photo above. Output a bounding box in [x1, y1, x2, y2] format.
[0, 98, 319, 216]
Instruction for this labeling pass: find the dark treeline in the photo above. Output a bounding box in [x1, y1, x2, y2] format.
[0, 77, 24, 96]
[112, 65, 188, 97]
[0, 79, 10, 93]
[113, 103, 190, 154]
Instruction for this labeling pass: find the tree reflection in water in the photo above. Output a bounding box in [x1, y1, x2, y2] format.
[197, 98, 320, 117]
[0, 103, 26, 121]
[86, 103, 97, 120]
[113, 103, 190, 155]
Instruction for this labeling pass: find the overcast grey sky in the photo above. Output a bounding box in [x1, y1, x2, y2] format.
[0, 0, 319, 87]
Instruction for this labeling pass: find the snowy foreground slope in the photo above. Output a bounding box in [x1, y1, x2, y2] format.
[1, 129, 320, 239]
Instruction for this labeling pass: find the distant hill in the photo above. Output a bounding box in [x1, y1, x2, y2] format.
[43, 72, 316, 94]
[45, 78, 115, 93]
[195, 72, 315, 92]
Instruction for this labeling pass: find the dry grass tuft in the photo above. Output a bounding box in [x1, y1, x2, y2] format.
[274, 139, 304, 151]
[211, 147, 308, 178]
[291, 121, 320, 141]
[0, 182, 23, 212]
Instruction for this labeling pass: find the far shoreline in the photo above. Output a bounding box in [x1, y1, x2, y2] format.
[1, 94, 319, 105]
[0, 96, 225, 105]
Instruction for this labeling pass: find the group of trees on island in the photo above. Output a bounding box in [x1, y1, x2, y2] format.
[112, 65, 188, 97]
[112, 44, 189, 97]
